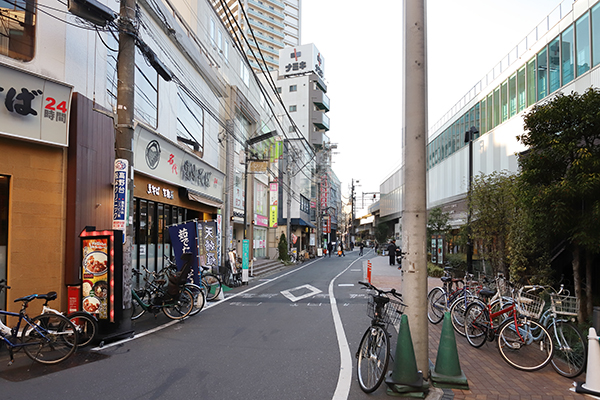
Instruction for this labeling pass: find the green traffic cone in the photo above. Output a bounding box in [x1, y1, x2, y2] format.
[385, 314, 427, 396]
[431, 312, 469, 390]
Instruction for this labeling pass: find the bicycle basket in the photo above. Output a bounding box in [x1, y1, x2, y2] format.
[367, 295, 406, 325]
[516, 290, 545, 319]
[550, 293, 578, 316]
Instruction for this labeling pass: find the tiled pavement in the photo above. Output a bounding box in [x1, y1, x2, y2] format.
[364, 254, 587, 400]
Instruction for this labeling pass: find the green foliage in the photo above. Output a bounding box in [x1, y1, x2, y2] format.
[278, 233, 289, 262]
[374, 222, 389, 244]
[427, 262, 444, 278]
[470, 171, 517, 277]
[519, 89, 600, 252]
[427, 207, 452, 238]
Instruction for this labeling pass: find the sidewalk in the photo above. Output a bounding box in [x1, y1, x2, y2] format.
[363, 254, 585, 400]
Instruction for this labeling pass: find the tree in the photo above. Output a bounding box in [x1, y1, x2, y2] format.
[519, 88, 600, 322]
[427, 207, 451, 238]
[374, 222, 389, 244]
[278, 233, 290, 262]
[469, 171, 518, 277]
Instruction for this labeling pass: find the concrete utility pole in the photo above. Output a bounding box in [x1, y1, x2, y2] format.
[402, 0, 429, 375]
[115, 0, 136, 320]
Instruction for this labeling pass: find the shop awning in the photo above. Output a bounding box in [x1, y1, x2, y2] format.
[281, 217, 315, 229]
[179, 188, 223, 208]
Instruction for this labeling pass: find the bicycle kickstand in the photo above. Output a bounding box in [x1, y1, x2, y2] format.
[7, 347, 14, 366]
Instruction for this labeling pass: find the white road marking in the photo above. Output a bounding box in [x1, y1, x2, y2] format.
[338, 284, 354, 287]
[280, 284, 322, 302]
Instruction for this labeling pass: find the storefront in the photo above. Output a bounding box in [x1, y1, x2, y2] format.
[132, 126, 225, 275]
[0, 63, 73, 312]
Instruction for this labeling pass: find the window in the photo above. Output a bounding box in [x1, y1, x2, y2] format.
[288, 125, 294, 133]
[224, 40, 229, 61]
[0, 0, 35, 61]
[486, 93, 493, 131]
[508, 73, 517, 118]
[217, 30, 223, 51]
[277, 87, 282, 93]
[480, 98, 487, 134]
[177, 88, 204, 156]
[240, 63, 250, 86]
[548, 37, 560, 93]
[562, 25, 575, 84]
[537, 48, 547, 101]
[210, 17, 216, 41]
[106, 33, 158, 128]
[526, 58, 536, 107]
[289, 105, 297, 112]
[576, 13, 591, 76]
[289, 85, 297, 92]
[501, 80, 508, 122]
[493, 87, 500, 127]
[592, 4, 600, 66]
[517, 66, 526, 113]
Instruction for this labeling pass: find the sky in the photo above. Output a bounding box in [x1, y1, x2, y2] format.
[300, 0, 565, 215]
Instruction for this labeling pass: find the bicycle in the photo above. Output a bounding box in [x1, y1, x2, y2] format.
[0, 279, 78, 365]
[131, 265, 194, 320]
[464, 283, 553, 371]
[355, 280, 407, 393]
[221, 251, 243, 288]
[534, 286, 587, 378]
[39, 292, 99, 347]
[163, 255, 207, 313]
[427, 265, 467, 324]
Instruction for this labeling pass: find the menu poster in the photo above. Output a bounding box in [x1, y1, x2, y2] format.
[81, 238, 109, 319]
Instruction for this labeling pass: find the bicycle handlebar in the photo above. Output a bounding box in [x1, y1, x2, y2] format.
[358, 281, 403, 301]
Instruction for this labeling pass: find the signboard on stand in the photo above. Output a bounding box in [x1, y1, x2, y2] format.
[242, 239, 249, 283]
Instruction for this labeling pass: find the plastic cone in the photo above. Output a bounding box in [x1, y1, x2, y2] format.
[576, 327, 600, 396]
[431, 312, 469, 390]
[385, 314, 428, 396]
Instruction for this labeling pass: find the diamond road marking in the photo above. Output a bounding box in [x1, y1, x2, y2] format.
[280, 284, 322, 302]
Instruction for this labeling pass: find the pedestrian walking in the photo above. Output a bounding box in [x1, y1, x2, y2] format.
[387, 240, 396, 266]
[327, 242, 333, 258]
[338, 241, 345, 257]
[359, 242, 364, 256]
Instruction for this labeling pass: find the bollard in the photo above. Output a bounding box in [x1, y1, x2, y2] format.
[367, 261, 372, 283]
[575, 327, 600, 396]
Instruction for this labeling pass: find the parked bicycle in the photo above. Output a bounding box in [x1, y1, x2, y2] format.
[464, 283, 553, 371]
[534, 286, 587, 378]
[163, 255, 206, 314]
[131, 258, 194, 320]
[356, 281, 407, 393]
[427, 265, 469, 324]
[0, 279, 78, 365]
[40, 292, 99, 347]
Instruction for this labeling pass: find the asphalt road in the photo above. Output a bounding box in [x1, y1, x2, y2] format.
[0, 251, 400, 400]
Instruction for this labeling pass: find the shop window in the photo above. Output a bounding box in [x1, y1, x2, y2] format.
[548, 37, 560, 94]
[537, 47, 547, 101]
[0, 0, 35, 61]
[592, 4, 600, 67]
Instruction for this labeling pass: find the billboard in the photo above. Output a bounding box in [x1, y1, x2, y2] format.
[278, 44, 325, 79]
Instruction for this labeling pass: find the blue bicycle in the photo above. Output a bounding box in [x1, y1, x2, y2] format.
[0, 279, 78, 365]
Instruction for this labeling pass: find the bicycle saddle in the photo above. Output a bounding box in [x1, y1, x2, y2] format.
[14, 291, 57, 303]
[479, 288, 495, 298]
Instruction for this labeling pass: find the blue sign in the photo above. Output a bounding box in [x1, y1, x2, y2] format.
[112, 159, 128, 233]
[167, 221, 199, 285]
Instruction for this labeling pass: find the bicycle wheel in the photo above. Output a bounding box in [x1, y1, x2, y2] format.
[202, 273, 222, 301]
[131, 289, 150, 320]
[185, 283, 206, 316]
[497, 317, 553, 371]
[548, 320, 587, 378]
[450, 294, 474, 337]
[464, 302, 489, 348]
[356, 325, 390, 393]
[427, 287, 447, 324]
[67, 311, 98, 347]
[22, 314, 78, 364]
[162, 288, 193, 320]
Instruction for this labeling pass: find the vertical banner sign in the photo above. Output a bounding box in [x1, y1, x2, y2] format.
[431, 237, 437, 264]
[168, 221, 200, 285]
[242, 239, 250, 283]
[200, 221, 218, 273]
[216, 213, 222, 267]
[269, 182, 278, 227]
[113, 159, 128, 242]
[437, 237, 444, 265]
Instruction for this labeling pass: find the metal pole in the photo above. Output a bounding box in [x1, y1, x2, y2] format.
[466, 132, 473, 273]
[243, 143, 249, 240]
[402, 0, 429, 374]
[115, 0, 136, 322]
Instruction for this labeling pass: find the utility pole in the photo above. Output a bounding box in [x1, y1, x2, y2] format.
[286, 141, 292, 254]
[115, 0, 136, 322]
[402, 0, 429, 375]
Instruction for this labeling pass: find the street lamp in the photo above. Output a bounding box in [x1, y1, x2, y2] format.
[464, 126, 478, 273]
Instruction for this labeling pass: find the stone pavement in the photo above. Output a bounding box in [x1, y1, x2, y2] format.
[363, 253, 587, 400]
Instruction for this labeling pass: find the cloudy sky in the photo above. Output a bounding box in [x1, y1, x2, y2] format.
[301, 0, 566, 214]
